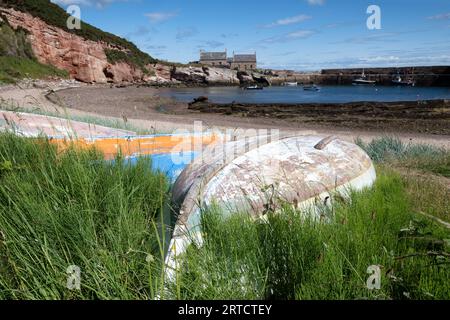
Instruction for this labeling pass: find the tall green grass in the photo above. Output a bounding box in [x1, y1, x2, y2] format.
[176, 171, 450, 300]
[0, 132, 448, 300]
[356, 136, 450, 177]
[0, 132, 168, 299]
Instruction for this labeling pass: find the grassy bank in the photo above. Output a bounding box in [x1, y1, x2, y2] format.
[0, 56, 68, 84]
[0, 133, 448, 299]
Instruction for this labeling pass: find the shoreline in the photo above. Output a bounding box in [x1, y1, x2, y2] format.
[186, 98, 450, 135]
[1, 82, 449, 149]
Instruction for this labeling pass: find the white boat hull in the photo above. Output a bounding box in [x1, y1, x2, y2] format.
[164, 135, 377, 280]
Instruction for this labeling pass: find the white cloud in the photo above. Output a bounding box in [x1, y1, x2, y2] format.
[51, 0, 125, 8]
[265, 14, 311, 28]
[145, 12, 178, 24]
[306, 0, 325, 5]
[427, 12, 450, 20]
[263, 29, 316, 43]
[176, 27, 198, 41]
[287, 30, 316, 38]
[360, 56, 400, 63]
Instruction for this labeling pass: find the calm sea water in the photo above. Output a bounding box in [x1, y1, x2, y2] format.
[159, 85, 450, 104]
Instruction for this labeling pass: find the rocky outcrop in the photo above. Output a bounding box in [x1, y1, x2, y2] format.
[0, 7, 151, 83]
[145, 63, 178, 84]
[237, 71, 254, 84]
[104, 62, 143, 83]
[188, 99, 450, 134]
[171, 67, 269, 86]
[171, 66, 207, 84]
[204, 67, 240, 85]
[171, 66, 242, 85]
[2, 8, 106, 83]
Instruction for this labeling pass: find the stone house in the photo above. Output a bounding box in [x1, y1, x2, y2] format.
[199, 50, 228, 67]
[231, 53, 257, 71]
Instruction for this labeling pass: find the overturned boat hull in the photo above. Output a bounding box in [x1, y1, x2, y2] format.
[165, 135, 376, 279]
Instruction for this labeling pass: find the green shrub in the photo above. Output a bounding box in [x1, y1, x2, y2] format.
[0, 20, 34, 58]
[105, 48, 153, 74]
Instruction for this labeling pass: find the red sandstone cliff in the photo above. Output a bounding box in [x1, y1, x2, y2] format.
[0, 7, 170, 83]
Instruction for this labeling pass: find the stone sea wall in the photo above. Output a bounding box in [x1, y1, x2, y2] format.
[269, 66, 450, 86]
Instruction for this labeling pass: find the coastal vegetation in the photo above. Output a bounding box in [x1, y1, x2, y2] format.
[104, 48, 154, 74]
[0, 132, 448, 299]
[0, 56, 68, 84]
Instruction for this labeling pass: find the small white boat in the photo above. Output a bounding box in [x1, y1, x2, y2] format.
[303, 84, 320, 91]
[352, 69, 376, 86]
[284, 82, 298, 86]
[244, 85, 263, 90]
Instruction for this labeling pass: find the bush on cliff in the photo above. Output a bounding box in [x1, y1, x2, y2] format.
[0, 18, 68, 83]
[0, 17, 34, 58]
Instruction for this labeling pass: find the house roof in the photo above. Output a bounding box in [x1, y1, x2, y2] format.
[233, 54, 257, 63]
[200, 51, 227, 61]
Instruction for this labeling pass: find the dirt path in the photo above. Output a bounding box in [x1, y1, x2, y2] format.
[1, 83, 449, 148]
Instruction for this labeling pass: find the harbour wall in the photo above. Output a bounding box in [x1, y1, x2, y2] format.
[268, 66, 450, 86]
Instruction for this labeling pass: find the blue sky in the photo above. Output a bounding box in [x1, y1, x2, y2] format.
[52, 0, 450, 71]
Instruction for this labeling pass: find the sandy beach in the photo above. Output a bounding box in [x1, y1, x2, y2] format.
[1, 82, 449, 148]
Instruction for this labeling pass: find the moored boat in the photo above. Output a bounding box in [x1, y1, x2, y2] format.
[352, 69, 376, 86]
[392, 74, 416, 86]
[303, 84, 320, 91]
[244, 85, 263, 90]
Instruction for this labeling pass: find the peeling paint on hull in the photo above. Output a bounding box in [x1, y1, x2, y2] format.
[0, 111, 134, 138]
[165, 135, 377, 280]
